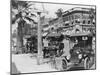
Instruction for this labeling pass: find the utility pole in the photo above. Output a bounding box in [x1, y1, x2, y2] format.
[35, 3, 48, 65]
[37, 12, 43, 65]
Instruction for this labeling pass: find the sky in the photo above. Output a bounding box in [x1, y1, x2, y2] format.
[34, 2, 95, 18]
[12, 1, 95, 33]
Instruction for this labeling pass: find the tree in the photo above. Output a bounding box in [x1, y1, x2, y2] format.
[11, 0, 37, 52]
[55, 8, 63, 17]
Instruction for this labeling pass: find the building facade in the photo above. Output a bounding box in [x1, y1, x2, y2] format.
[48, 7, 95, 35]
[61, 7, 96, 34]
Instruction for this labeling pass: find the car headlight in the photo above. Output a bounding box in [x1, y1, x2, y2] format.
[76, 51, 79, 54]
[78, 54, 82, 59]
[67, 55, 71, 60]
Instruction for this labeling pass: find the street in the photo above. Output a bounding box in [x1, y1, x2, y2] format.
[11, 1, 96, 74]
[11, 54, 56, 74]
[11, 53, 95, 74]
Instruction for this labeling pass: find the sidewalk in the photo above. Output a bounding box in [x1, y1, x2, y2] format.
[12, 54, 56, 74]
[11, 62, 20, 74]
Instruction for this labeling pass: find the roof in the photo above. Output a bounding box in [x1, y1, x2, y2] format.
[49, 18, 58, 24]
[62, 7, 95, 17]
[67, 32, 93, 37]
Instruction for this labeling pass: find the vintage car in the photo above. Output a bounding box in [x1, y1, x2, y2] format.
[54, 32, 95, 71]
[69, 44, 94, 69]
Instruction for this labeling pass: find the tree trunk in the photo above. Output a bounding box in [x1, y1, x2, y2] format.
[16, 20, 24, 53]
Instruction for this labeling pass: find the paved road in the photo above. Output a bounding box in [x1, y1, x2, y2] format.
[67, 63, 95, 71]
[67, 66, 84, 71]
[11, 54, 95, 74]
[12, 54, 56, 74]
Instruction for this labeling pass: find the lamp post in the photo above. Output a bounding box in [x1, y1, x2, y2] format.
[31, 4, 48, 65]
[37, 12, 43, 65]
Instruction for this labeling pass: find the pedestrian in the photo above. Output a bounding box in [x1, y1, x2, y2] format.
[43, 37, 49, 58]
[26, 41, 29, 53]
[62, 37, 71, 62]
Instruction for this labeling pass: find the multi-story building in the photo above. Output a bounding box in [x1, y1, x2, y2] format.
[41, 17, 52, 36]
[48, 17, 64, 34]
[61, 7, 95, 34]
[48, 7, 96, 35]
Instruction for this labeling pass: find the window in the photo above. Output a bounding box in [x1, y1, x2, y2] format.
[71, 21, 74, 25]
[75, 20, 80, 24]
[69, 16, 71, 20]
[83, 28, 86, 31]
[51, 27, 54, 30]
[93, 22, 95, 25]
[75, 20, 78, 23]
[75, 15, 80, 19]
[75, 15, 78, 19]
[77, 20, 80, 24]
[83, 20, 85, 24]
[88, 20, 91, 24]
[63, 16, 69, 21]
[72, 15, 74, 20]
[82, 14, 89, 19]
[66, 16, 69, 21]
[65, 23, 69, 26]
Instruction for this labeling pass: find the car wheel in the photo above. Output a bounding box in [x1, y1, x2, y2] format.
[84, 57, 90, 69]
[62, 59, 67, 70]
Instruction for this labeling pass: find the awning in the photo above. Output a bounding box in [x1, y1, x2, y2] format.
[24, 35, 31, 39]
[47, 32, 62, 37]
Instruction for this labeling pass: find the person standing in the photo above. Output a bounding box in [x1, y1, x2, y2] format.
[62, 37, 71, 61]
[43, 38, 49, 58]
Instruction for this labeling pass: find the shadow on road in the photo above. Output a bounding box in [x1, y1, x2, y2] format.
[67, 66, 84, 71]
[11, 62, 20, 75]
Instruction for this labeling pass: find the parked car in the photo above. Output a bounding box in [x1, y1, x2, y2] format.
[54, 32, 95, 70]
